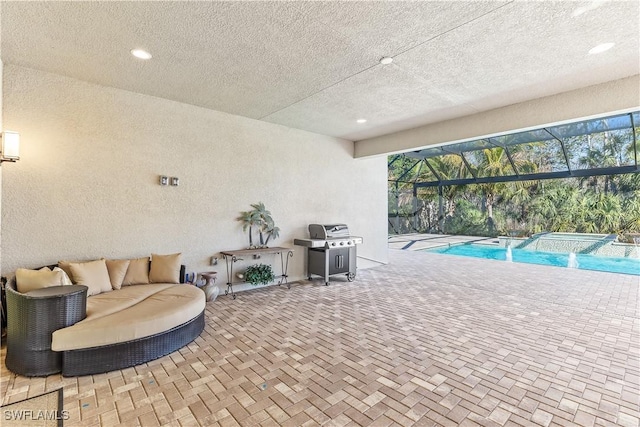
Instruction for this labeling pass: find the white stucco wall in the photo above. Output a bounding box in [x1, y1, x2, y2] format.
[1, 65, 388, 288]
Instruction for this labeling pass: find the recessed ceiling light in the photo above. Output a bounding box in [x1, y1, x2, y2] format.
[379, 57, 393, 65]
[131, 49, 152, 60]
[588, 43, 614, 54]
[356, 119, 367, 124]
[572, 6, 588, 17]
[572, 0, 608, 17]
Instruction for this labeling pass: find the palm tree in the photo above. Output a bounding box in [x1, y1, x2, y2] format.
[237, 210, 260, 247]
[427, 155, 469, 225]
[250, 202, 271, 246]
[621, 196, 640, 233]
[475, 147, 514, 234]
[590, 192, 622, 234]
[264, 223, 280, 245]
[503, 181, 533, 225]
[478, 144, 541, 234]
[240, 202, 280, 247]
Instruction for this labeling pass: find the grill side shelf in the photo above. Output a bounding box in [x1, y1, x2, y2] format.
[293, 238, 326, 248]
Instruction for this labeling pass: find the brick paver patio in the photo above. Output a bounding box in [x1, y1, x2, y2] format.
[2, 249, 639, 426]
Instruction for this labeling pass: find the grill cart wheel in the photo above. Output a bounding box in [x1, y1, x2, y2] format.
[347, 273, 356, 282]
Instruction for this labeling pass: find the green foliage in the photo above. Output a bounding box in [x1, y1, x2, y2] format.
[443, 200, 488, 236]
[389, 157, 640, 237]
[244, 264, 275, 286]
[237, 202, 280, 248]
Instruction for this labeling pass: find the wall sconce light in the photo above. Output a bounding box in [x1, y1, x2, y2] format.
[159, 175, 168, 186]
[170, 177, 179, 186]
[1, 131, 20, 163]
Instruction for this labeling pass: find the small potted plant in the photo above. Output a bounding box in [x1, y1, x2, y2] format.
[244, 264, 275, 286]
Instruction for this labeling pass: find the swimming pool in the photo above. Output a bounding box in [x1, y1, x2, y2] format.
[425, 244, 640, 276]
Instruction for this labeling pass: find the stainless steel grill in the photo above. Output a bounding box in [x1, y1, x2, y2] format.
[294, 224, 363, 285]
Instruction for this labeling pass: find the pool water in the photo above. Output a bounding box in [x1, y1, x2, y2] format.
[425, 244, 640, 276]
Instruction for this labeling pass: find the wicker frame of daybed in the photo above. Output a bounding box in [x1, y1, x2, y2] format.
[5, 264, 206, 377]
[5, 281, 88, 377]
[61, 310, 205, 376]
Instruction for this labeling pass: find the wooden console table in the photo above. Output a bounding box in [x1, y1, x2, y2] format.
[220, 247, 294, 299]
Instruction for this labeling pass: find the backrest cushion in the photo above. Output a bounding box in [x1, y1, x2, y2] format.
[53, 267, 73, 286]
[15, 267, 64, 293]
[122, 257, 150, 286]
[105, 259, 131, 290]
[69, 259, 112, 296]
[149, 253, 182, 284]
[57, 260, 76, 282]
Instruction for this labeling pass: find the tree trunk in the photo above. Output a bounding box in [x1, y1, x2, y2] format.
[487, 193, 495, 233]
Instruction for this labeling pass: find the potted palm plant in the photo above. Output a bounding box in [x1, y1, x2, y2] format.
[237, 202, 280, 248]
[237, 209, 260, 248]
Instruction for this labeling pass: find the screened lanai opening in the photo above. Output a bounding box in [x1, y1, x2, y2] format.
[388, 111, 640, 239]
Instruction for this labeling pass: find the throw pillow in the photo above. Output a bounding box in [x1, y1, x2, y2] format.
[69, 259, 112, 296]
[57, 260, 76, 283]
[122, 257, 150, 286]
[15, 268, 64, 293]
[149, 253, 182, 284]
[105, 259, 130, 290]
[53, 267, 73, 286]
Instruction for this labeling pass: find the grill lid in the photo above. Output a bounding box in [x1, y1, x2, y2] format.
[309, 224, 350, 239]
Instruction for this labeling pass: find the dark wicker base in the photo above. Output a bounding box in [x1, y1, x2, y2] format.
[5, 282, 87, 377]
[6, 347, 62, 377]
[61, 310, 205, 377]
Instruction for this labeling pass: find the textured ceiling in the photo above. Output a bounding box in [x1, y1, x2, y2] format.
[2, 1, 639, 142]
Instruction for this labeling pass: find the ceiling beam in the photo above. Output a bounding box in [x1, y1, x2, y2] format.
[354, 75, 640, 159]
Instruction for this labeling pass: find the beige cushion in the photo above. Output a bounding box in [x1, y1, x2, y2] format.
[85, 283, 175, 321]
[15, 268, 64, 293]
[57, 260, 76, 282]
[53, 267, 73, 287]
[105, 259, 130, 290]
[122, 257, 150, 286]
[51, 284, 205, 351]
[149, 253, 181, 284]
[69, 259, 112, 296]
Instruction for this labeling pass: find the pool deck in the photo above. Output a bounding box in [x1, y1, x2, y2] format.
[391, 233, 640, 260]
[1, 246, 638, 426]
[389, 233, 499, 251]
